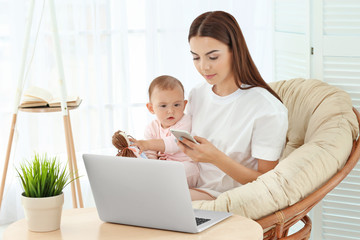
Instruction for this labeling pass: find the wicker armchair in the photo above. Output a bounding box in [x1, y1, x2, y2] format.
[255, 110, 360, 239]
[192, 79, 359, 239]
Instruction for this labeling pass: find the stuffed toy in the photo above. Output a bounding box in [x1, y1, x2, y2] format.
[112, 130, 147, 158]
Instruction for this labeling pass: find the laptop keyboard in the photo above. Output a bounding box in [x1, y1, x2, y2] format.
[195, 217, 211, 226]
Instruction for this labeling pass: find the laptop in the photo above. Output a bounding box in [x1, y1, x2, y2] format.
[82, 154, 232, 233]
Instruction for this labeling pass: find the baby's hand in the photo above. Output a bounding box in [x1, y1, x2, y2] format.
[129, 138, 147, 153]
[158, 153, 168, 160]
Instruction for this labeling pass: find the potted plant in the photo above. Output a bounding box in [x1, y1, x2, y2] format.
[16, 153, 74, 232]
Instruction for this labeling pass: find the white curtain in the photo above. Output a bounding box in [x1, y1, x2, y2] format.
[0, 0, 272, 225]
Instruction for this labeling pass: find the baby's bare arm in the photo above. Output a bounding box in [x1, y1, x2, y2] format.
[129, 138, 165, 153]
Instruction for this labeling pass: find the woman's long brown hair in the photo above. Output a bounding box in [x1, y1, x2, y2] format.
[188, 11, 282, 102]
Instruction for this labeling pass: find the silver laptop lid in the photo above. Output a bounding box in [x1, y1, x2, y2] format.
[83, 154, 199, 233]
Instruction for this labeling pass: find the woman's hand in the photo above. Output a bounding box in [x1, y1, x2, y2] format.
[177, 136, 224, 164]
[178, 135, 279, 185]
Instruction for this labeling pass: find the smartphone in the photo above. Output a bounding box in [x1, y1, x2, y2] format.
[170, 129, 198, 144]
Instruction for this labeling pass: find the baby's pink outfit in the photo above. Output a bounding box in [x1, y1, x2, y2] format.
[144, 114, 199, 188]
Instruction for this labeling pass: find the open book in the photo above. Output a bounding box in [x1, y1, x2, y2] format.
[19, 86, 82, 108]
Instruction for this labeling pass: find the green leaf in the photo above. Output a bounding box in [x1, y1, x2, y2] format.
[15, 153, 79, 198]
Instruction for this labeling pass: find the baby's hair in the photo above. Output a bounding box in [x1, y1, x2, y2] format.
[112, 130, 137, 158]
[148, 75, 185, 101]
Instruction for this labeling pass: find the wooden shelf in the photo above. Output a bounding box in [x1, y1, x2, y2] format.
[0, 0, 84, 211]
[18, 105, 80, 113]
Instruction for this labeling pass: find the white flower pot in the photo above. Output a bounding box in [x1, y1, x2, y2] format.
[21, 192, 64, 232]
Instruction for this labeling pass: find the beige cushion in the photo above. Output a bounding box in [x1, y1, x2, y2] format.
[192, 78, 359, 220]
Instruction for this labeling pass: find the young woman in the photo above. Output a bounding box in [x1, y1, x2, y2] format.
[177, 11, 288, 200]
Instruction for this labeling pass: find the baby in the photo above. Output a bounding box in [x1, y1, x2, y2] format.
[131, 75, 199, 188]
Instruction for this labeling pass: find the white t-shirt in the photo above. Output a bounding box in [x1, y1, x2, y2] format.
[186, 83, 288, 197]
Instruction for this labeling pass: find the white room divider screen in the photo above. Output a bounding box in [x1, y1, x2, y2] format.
[273, 0, 360, 239]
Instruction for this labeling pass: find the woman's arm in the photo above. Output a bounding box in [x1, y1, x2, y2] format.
[178, 136, 278, 185]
